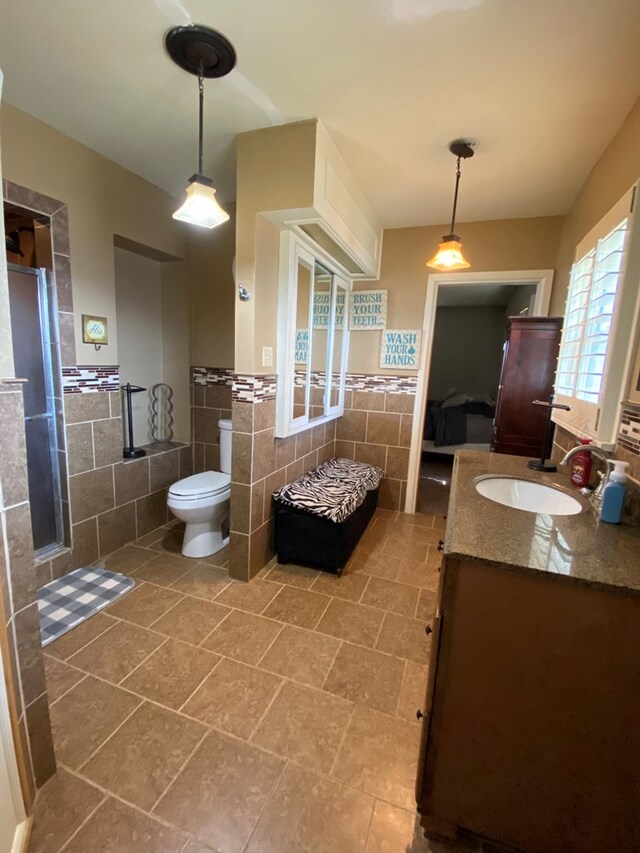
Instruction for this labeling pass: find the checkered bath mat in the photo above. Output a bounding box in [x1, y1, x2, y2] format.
[37, 567, 135, 647]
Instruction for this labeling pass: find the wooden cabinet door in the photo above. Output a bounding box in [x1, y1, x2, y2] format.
[418, 558, 640, 853]
[492, 317, 562, 457]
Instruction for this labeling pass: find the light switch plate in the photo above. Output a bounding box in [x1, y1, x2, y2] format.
[262, 346, 273, 367]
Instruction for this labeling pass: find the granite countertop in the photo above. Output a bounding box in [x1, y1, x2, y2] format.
[445, 451, 640, 595]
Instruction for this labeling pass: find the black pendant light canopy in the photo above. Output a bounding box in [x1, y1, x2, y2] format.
[166, 25, 236, 229]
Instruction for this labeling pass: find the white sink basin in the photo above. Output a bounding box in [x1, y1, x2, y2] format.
[475, 476, 582, 515]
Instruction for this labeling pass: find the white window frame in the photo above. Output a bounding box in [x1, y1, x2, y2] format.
[553, 183, 640, 448]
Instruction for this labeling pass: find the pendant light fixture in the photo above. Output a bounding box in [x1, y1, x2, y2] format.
[427, 139, 475, 270]
[165, 25, 236, 229]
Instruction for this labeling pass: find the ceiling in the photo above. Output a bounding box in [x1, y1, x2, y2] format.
[0, 0, 639, 228]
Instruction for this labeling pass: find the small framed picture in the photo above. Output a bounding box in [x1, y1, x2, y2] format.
[629, 335, 640, 405]
[82, 315, 108, 346]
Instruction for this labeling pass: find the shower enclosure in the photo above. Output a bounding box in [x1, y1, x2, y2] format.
[7, 264, 64, 556]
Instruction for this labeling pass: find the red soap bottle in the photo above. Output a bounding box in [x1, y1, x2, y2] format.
[570, 438, 592, 488]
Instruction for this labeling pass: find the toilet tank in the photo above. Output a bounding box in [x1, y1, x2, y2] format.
[218, 418, 232, 474]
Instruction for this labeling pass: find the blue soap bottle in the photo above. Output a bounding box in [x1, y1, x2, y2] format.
[600, 461, 629, 524]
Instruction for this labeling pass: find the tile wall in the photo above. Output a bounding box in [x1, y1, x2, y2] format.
[191, 368, 233, 474]
[0, 384, 55, 805]
[44, 386, 193, 589]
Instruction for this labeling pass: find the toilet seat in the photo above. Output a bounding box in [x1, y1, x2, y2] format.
[169, 471, 231, 501]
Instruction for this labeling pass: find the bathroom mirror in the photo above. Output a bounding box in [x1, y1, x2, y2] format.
[276, 232, 351, 437]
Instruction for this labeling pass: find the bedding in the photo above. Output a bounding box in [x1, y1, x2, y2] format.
[425, 398, 495, 447]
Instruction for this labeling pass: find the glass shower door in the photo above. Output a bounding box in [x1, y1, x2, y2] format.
[7, 265, 63, 555]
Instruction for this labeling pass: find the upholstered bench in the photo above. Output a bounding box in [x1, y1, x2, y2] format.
[272, 458, 383, 575]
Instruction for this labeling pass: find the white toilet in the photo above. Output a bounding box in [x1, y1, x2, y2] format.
[167, 418, 232, 558]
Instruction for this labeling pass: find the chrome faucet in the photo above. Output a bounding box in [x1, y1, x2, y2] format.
[559, 444, 613, 506]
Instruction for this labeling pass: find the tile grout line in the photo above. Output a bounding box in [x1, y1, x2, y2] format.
[116, 636, 171, 687]
[246, 675, 289, 743]
[240, 757, 290, 853]
[76, 695, 145, 772]
[57, 793, 109, 853]
[148, 726, 210, 817]
[176, 654, 225, 715]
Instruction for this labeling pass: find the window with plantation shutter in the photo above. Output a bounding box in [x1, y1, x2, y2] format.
[553, 183, 640, 447]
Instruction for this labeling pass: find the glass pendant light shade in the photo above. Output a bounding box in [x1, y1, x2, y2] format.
[173, 175, 229, 229]
[426, 234, 470, 270]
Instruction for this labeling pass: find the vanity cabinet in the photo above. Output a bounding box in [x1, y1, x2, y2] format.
[416, 555, 640, 852]
[492, 316, 563, 457]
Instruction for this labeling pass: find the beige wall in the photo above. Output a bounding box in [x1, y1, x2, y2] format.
[0, 103, 188, 366]
[189, 205, 236, 369]
[349, 216, 563, 375]
[553, 94, 640, 315]
[235, 120, 317, 374]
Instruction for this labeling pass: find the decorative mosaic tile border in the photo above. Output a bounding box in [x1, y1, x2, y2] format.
[192, 367, 234, 387]
[345, 373, 418, 394]
[232, 374, 278, 403]
[62, 366, 119, 393]
[618, 406, 640, 456]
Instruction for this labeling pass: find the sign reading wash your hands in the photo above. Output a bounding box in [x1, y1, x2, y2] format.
[380, 330, 422, 368]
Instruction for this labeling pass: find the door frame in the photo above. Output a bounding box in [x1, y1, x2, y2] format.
[405, 269, 554, 513]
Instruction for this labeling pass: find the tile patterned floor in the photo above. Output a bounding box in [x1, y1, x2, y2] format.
[28, 509, 480, 853]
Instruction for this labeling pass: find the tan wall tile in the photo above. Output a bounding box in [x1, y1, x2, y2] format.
[0, 391, 30, 506]
[71, 518, 99, 570]
[193, 408, 219, 444]
[318, 442, 335, 465]
[149, 450, 180, 492]
[249, 520, 275, 579]
[378, 477, 403, 510]
[352, 390, 386, 412]
[399, 414, 413, 448]
[179, 446, 193, 478]
[114, 459, 150, 505]
[192, 385, 205, 407]
[251, 479, 265, 533]
[263, 469, 288, 521]
[336, 410, 367, 442]
[64, 391, 110, 424]
[324, 420, 336, 444]
[24, 693, 56, 787]
[302, 450, 319, 472]
[193, 442, 205, 474]
[230, 483, 250, 534]
[354, 443, 387, 470]
[66, 422, 94, 475]
[295, 428, 312, 459]
[253, 400, 276, 433]
[229, 532, 249, 582]
[109, 391, 122, 419]
[204, 443, 221, 471]
[232, 433, 252, 485]
[205, 386, 233, 410]
[232, 401, 253, 434]
[98, 503, 137, 557]
[275, 435, 296, 469]
[386, 446, 410, 480]
[68, 466, 114, 523]
[335, 440, 355, 460]
[253, 430, 276, 483]
[286, 459, 306, 482]
[5, 503, 37, 612]
[384, 393, 415, 415]
[135, 490, 168, 538]
[311, 424, 325, 451]
[13, 604, 47, 706]
[93, 418, 123, 468]
[366, 412, 401, 446]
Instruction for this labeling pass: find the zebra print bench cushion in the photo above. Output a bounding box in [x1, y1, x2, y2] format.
[272, 458, 384, 524]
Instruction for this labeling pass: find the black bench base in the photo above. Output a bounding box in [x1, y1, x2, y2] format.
[273, 488, 379, 575]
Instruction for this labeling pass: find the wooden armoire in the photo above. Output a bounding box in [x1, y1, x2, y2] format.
[491, 316, 563, 457]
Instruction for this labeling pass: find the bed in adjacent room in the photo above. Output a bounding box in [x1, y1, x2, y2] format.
[423, 392, 496, 455]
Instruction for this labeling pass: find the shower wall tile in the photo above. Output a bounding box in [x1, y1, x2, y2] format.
[93, 418, 123, 468]
[97, 502, 137, 558]
[64, 390, 110, 423]
[0, 389, 30, 506]
[66, 422, 94, 475]
[68, 466, 115, 523]
[4, 503, 38, 613]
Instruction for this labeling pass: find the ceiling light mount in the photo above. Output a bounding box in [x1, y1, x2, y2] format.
[166, 25, 235, 229]
[427, 138, 476, 271]
[165, 25, 236, 79]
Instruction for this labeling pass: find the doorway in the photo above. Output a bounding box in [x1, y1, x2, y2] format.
[7, 264, 64, 555]
[406, 269, 553, 514]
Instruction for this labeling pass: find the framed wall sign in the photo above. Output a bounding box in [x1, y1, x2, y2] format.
[295, 329, 309, 364]
[349, 289, 387, 330]
[380, 329, 421, 369]
[313, 291, 345, 329]
[82, 315, 108, 346]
